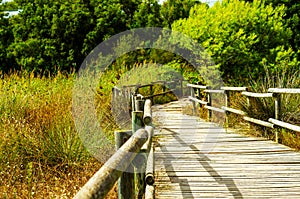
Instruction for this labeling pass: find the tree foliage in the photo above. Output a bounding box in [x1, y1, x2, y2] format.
[131, 0, 162, 28]
[0, 12, 16, 72]
[0, 0, 198, 73]
[243, 0, 300, 58]
[172, 0, 297, 84]
[160, 0, 203, 28]
[7, 0, 93, 71]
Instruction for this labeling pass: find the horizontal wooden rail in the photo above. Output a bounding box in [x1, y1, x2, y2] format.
[73, 129, 149, 199]
[144, 89, 175, 99]
[204, 89, 225, 94]
[204, 105, 226, 113]
[145, 185, 154, 199]
[269, 118, 300, 132]
[137, 80, 173, 88]
[268, 88, 300, 94]
[186, 83, 300, 143]
[186, 84, 207, 89]
[143, 100, 152, 125]
[221, 106, 246, 116]
[145, 147, 154, 185]
[141, 125, 154, 153]
[188, 96, 208, 105]
[123, 84, 141, 88]
[243, 116, 274, 128]
[221, 86, 248, 91]
[242, 91, 273, 98]
[76, 89, 156, 199]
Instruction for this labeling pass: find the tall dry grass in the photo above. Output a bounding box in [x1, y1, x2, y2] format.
[0, 71, 114, 198]
[238, 65, 300, 148]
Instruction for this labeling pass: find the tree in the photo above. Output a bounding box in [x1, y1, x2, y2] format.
[130, 0, 162, 28]
[7, 0, 94, 72]
[5, 0, 133, 72]
[160, 0, 203, 28]
[0, 12, 16, 72]
[172, 0, 296, 84]
[0, 0, 202, 73]
[243, 0, 300, 59]
[82, 0, 127, 57]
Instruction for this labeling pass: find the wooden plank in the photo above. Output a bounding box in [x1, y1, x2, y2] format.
[152, 99, 300, 199]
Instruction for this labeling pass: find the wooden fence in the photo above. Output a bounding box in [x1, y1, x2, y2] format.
[74, 90, 155, 199]
[114, 79, 184, 102]
[74, 79, 182, 199]
[74, 80, 299, 198]
[187, 84, 300, 142]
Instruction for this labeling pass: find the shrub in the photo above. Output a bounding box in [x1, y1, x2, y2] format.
[172, 0, 297, 85]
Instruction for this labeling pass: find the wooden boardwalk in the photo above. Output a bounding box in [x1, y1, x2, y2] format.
[152, 99, 300, 199]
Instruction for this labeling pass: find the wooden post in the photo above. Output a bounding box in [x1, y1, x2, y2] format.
[112, 87, 116, 103]
[224, 90, 230, 128]
[196, 82, 201, 99]
[135, 99, 145, 112]
[150, 84, 153, 102]
[207, 87, 212, 121]
[115, 130, 135, 199]
[180, 78, 183, 98]
[132, 111, 144, 134]
[133, 96, 147, 199]
[190, 86, 196, 115]
[73, 129, 148, 199]
[121, 86, 125, 100]
[124, 88, 129, 101]
[132, 95, 145, 133]
[274, 93, 281, 121]
[143, 99, 152, 125]
[132, 152, 147, 199]
[246, 96, 251, 129]
[131, 93, 136, 112]
[162, 81, 166, 93]
[274, 93, 281, 143]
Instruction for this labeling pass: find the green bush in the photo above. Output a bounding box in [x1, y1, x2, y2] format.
[172, 0, 297, 85]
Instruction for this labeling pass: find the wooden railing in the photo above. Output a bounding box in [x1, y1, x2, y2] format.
[114, 79, 185, 103]
[74, 81, 299, 198]
[187, 84, 300, 142]
[74, 90, 155, 199]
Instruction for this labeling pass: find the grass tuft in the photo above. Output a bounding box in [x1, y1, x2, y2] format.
[236, 65, 300, 148]
[0, 71, 109, 198]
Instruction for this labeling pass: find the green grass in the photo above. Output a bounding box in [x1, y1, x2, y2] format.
[0, 61, 182, 198]
[0, 71, 110, 198]
[233, 65, 300, 148]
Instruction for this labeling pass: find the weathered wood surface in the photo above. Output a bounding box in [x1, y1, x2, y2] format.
[152, 99, 300, 199]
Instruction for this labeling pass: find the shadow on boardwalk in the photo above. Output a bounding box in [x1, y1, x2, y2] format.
[153, 99, 300, 199]
[160, 127, 243, 199]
